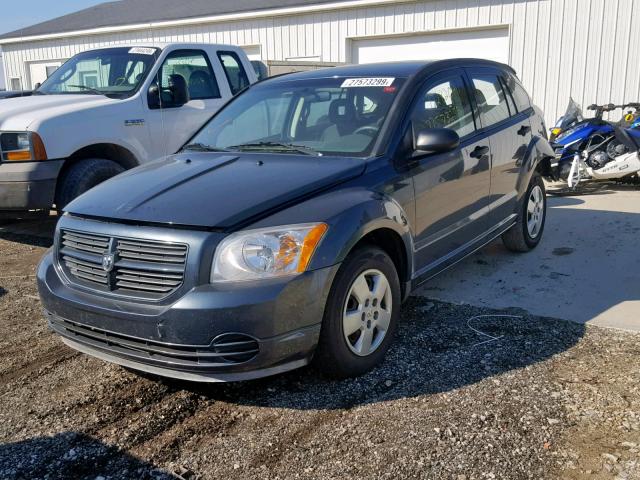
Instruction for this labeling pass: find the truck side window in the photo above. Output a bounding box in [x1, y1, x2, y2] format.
[218, 51, 250, 95]
[159, 50, 221, 101]
[411, 75, 476, 138]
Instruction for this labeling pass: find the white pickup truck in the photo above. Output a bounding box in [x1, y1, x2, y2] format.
[0, 43, 258, 214]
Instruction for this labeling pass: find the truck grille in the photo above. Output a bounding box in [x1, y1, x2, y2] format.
[59, 230, 188, 299]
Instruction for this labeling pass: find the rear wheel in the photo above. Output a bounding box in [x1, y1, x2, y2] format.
[55, 158, 124, 209]
[502, 172, 547, 252]
[314, 246, 400, 378]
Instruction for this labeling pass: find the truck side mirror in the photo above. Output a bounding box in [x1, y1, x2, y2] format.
[167, 74, 189, 107]
[414, 128, 460, 155]
[147, 84, 160, 109]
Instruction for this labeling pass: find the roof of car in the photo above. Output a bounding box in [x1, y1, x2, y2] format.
[265, 59, 516, 83]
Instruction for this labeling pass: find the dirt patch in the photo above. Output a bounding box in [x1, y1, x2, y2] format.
[0, 229, 639, 479]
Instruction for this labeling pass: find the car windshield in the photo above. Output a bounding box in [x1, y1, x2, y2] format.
[184, 77, 406, 157]
[37, 47, 160, 98]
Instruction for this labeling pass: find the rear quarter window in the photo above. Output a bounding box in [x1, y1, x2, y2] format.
[504, 75, 532, 113]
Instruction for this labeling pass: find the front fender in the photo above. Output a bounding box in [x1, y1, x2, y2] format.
[517, 135, 556, 194]
[248, 186, 414, 282]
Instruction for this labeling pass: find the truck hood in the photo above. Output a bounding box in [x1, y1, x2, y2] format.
[65, 152, 366, 229]
[0, 94, 116, 130]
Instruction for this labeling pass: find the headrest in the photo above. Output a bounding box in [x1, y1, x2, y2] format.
[329, 99, 356, 124]
[189, 70, 211, 85]
[474, 89, 487, 107]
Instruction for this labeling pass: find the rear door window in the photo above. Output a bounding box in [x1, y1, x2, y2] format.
[470, 75, 511, 128]
[218, 51, 250, 95]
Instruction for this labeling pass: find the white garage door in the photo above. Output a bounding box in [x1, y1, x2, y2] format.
[29, 61, 64, 89]
[352, 28, 510, 65]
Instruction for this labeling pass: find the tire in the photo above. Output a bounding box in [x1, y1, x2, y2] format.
[502, 172, 547, 252]
[314, 246, 401, 379]
[55, 158, 124, 209]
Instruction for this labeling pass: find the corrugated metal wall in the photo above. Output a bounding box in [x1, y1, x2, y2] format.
[3, 0, 639, 124]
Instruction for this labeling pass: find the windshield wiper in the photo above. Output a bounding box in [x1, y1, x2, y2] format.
[227, 142, 322, 156]
[67, 84, 105, 96]
[182, 143, 230, 153]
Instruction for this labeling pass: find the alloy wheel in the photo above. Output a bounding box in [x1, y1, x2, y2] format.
[527, 185, 545, 238]
[342, 269, 393, 357]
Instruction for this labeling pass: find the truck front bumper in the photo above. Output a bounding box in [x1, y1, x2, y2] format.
[0, 160, 64, 211]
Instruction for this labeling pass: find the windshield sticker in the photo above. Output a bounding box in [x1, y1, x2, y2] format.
[129, 47, 156, 55]
[341, 78, 395, 88]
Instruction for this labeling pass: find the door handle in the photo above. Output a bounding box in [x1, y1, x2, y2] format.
[518, 125, 531, 136]
[470, 145, 489, 158]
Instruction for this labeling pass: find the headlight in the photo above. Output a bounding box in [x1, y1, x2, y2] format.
[0, 132, 47, 161]
[211, 223, 328, 283]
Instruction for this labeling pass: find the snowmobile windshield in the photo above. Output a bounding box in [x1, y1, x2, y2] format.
[556, 98, 583, 129]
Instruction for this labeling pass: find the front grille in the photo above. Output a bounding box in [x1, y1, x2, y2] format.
[59, 229, 188, 300]
[49, 315, 260, 367]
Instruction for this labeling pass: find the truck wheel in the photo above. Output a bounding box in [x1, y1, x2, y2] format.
[314, 246, 400, 379]
[55, 158, 124, 209]
[502, 172, 547, 252]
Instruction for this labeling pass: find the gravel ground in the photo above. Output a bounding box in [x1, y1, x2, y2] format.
[0, 228, 639, 480]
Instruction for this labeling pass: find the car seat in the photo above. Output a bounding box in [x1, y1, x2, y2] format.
[189, 70, 218, 99]
[322, 99, 357, 141]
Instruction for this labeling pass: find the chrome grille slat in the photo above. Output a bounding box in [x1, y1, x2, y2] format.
[115, 281, 174, 293]
[58, 229, 187, 299]
[117, 251, 186, 263]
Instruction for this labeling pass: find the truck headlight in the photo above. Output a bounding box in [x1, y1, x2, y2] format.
[0, 132, 48, 161]
[211, 223, 328, 283]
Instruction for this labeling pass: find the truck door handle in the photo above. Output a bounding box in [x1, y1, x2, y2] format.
[470, 146, 489, 158]
[518, 125, 531, 136]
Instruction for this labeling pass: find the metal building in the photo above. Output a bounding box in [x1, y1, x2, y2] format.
[1, 0, 638, 124]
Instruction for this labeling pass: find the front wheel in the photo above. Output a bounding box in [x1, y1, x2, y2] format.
[314, 246, 401, 379]
[502, 173, 547, 252]
[55, 158, 124, 209]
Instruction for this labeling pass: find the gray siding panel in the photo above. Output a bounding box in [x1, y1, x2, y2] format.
[2, 0, 637, 124]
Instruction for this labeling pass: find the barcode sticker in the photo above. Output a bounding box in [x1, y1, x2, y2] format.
[129, 47, 156, 55]
[341, 77, 395, 88]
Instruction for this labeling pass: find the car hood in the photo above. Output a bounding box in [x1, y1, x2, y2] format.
[65, 152, 367, 229]
[0, 94, 116, 131]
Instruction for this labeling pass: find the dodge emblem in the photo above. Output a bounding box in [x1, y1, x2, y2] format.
[102, 253, 115, 273]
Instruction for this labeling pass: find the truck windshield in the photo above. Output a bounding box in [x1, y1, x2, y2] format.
[37, 47, 160, 98]
[184, 77, 406, 157]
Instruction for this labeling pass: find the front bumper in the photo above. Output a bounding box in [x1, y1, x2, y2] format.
[0, 160, 64, 210]
[38, 245, 339, 382]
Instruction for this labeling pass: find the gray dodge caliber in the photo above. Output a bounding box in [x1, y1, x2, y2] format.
[37, 60, 555, 382]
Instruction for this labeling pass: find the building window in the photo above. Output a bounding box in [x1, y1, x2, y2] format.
[10, 78, 22, 91]
[45, 65, 59, 78]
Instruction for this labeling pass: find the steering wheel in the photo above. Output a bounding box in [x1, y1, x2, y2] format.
[353, 125, 378, 137]
[114, 76, 127, 86]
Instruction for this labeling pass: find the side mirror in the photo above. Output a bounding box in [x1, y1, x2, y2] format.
[414, 128, 460, 155]
[147, 84, 160, 109]
[167, 74, 189, 106]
